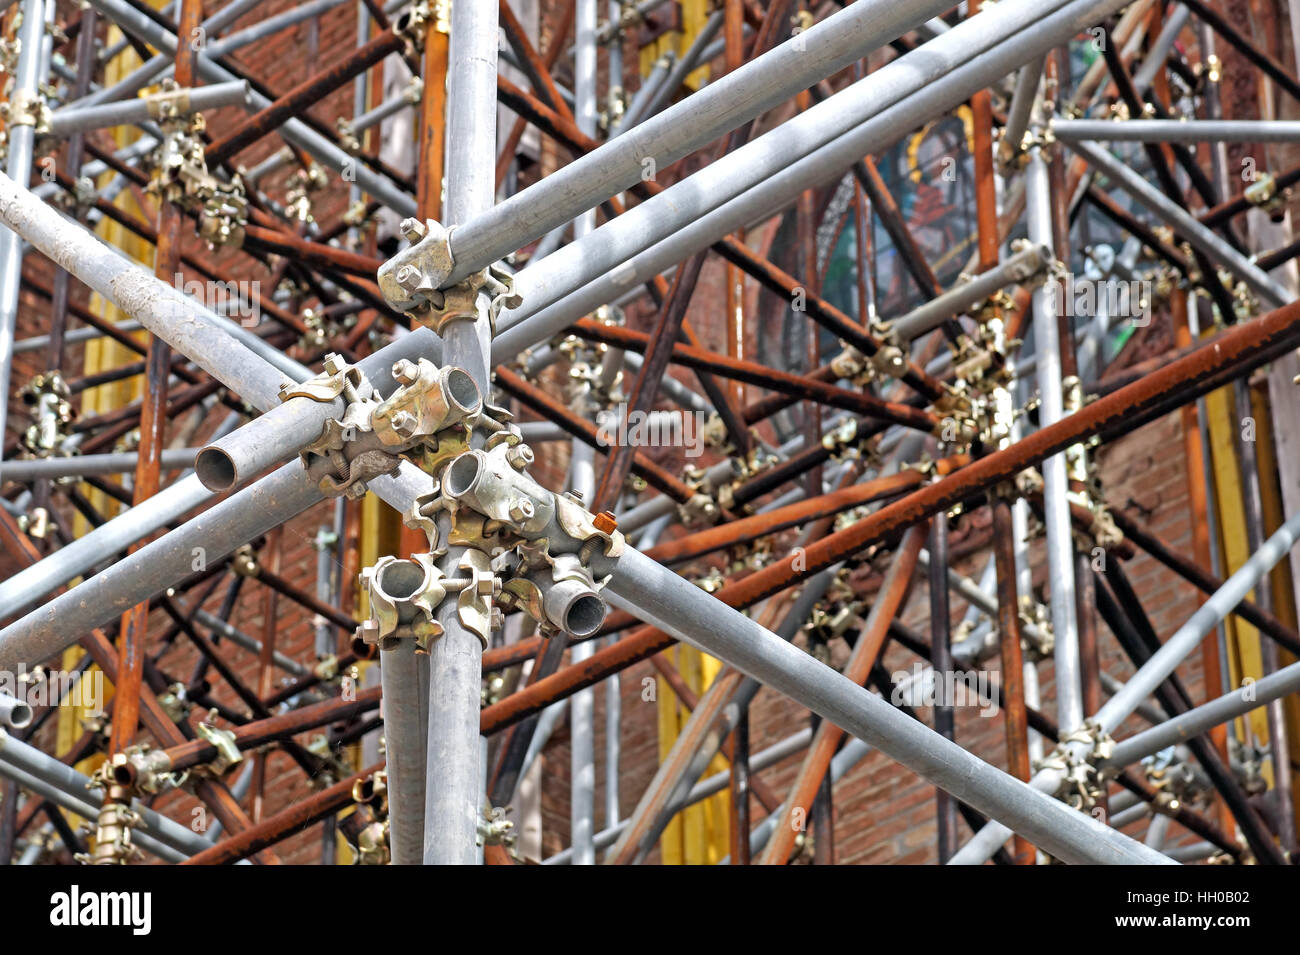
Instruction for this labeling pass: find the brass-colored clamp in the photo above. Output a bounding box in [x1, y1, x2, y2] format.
[195, 713, 243, 776]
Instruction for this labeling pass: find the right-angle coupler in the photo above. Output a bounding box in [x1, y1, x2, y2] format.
[371, 359, 483, 447]
[442, 444, 624, 639]
[356, 554, 447, 651]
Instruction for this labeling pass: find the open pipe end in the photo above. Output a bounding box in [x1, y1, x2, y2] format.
[560, 592, 607, 639]
[374, 559, 425, 603]
[354, 777, 380, 805]
[195, 446, 238, 492]
[444, 367, 482, 416]
[443, 451, 482, 499]
[1, 699, 32, 729]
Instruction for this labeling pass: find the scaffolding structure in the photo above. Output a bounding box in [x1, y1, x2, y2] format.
[0, 0, 1299, 866]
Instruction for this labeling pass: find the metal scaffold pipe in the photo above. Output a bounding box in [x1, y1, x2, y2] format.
[85, 0, 417, 214]
[47, 80, 252, 137]
[75, 0, 263, 107]
[421, 0, 499, 867]
[0, 728, 216, 859]
[0, 0, 49, 462]
[597, 549, 1173, 865]
[1053, 118, 1300, 144]
[1102, 656, 1300, 772]
[0, 172, 308, 398]
[494, 0, 1137, 358]
[1063, 137, 1290, 308]
[1026, 146, 1083, 733]
[890, 243, 1053, 342]
[443, 0, 955, 282]
[951, 507, 1300, 864]
[0, 448, 198, 480]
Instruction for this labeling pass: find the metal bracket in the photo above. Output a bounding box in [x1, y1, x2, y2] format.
[996, 127, 1034, 175]
[402, 486, 448, 555]
[429, 264, 522, 336]
[393, 0, 438, 57]
[19, 370, 74, 457]
[116, 746, 187, 796]
[455, 548, 499, 648]
[150, 122, 248, 247]
[145, 79, 193, 124]
[284, 163, 327, 223]
[477, 804, 516, 849]
[378, 218, 522, 331]
[356, 553, 447, 651]
[377, 217, 455, 312]
[2, 86, 49, 132]
[195, 712, 243, 776]
[288, 355, 482, 499]
[1018, 595, 1054, 659]
[1039, 721, 1111, 811]
[432, 444, 627, 639]
[231, 544, 261, 578]
[279, 352, 366, 404]
[1244, 170, 1288, 216]
[79, 790, 142, 865]
[157, 683, 193, 723]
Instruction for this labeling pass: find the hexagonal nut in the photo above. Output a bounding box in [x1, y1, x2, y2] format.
[322, 352, 345, 375]
[394, 264, 422, 293]
[390, 411, 418, 438]
[356, 619, 381, 645]
[508, 499, 535, 523]
[592, 511, 618, 535]
[879, 346, 906, 374]
[391, 358, 419, 386]
[399, 217, 428, 243]
[505, 444, 534, 470]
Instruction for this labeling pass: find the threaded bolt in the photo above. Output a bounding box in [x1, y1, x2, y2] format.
[390, 411, 418, 437]
[399, 217, 427, 242]
[395, 265, 421, 292]
[391, 358, 418, 386]
[506, 444, 534, 470]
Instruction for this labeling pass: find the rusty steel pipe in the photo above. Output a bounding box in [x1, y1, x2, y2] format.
[759, 524, 925, 864]
[570, 319, 940, 433]
[204, 29, 404, 165]
[182, 763, 385, 865]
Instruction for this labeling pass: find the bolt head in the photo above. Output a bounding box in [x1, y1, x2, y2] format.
[506, 444, 534, 470]
[881, 346, 906, 374]
[390, 410, 418, 437]
[395, 264, 422, 292]
[508, 499, 535, 522]
[391, 359, 418, 386]
[399, 217, 428, 243]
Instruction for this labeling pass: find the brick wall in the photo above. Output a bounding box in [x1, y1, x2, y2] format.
[528, 404, 1213, 864]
